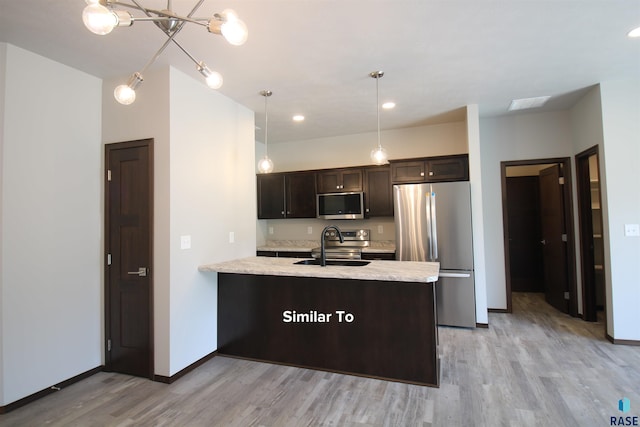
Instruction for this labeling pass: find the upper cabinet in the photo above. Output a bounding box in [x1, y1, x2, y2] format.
[390, 154, 469, 184]
[257, 172, 316, 219]
[317, 168, 363, 193]
[364, 165, 393, 217]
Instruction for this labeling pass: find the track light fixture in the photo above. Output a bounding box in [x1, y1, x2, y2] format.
[82, 0, 248, 105]
[370, 71, 389, 165]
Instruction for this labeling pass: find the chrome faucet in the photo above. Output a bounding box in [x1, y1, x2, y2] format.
[320, 225, 344, 267]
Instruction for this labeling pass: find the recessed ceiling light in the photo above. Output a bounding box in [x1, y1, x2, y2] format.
[293, 115, 305, 122]
[382, 102, 396, 109]
[508, 96, 551, 111]
[628, 26, 640, 38]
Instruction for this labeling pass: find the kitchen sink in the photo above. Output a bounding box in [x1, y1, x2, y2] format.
[294, 259, 370, 267]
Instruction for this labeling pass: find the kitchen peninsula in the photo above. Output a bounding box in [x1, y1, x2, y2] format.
[199, 256, 440, 386]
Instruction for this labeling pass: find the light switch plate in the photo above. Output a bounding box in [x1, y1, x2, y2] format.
[180, 235, 191, 250]
[307, 226, 313, 235]
[624, 224, 640, 237]
[269, 226, 274, 235]
[378, 225, 384, 234]
[229, 231, 235, 243]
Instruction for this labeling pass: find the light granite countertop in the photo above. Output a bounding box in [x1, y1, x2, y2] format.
[256, 240, 396, 254]
[199, 256, 438, 283]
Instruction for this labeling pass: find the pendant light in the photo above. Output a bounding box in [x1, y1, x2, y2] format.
[369, 71, 388, 165]
[257, 90, 274, 174]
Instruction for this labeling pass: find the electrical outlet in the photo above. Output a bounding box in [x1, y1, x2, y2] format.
[307, 226, 313, 235]
[229, 231, 235, 243]
[269, 226, 274, 235]
[378, 225, 384, 234]
[624, 224, 640, 237]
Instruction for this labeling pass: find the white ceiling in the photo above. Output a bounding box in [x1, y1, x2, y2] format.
[1, 1, 639, 143]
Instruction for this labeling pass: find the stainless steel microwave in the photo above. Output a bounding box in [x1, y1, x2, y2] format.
[317, 192, 365, 220]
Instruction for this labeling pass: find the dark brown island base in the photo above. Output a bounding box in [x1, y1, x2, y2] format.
[199, 256, 440, 387]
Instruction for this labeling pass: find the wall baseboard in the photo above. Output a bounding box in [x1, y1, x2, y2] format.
[0, 366, 103, 414]
[153, 351, 217, 384]
[488, 308, 509, 313]
[606, 333, 640, 346]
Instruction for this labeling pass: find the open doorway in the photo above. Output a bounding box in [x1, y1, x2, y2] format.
[501, 158, 578, 316]
[576, 146, 606, 327]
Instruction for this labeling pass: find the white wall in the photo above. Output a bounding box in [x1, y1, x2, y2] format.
[478, 111, 575, 309]
[102, 67, 173, 376]
[103, 66, 255, 377]
[0, 44, 103, 405]
[467, 105, 489, 325]
[598, 79, 640, 341]
[168, 68, 255, 375]
[267, 122, 468, 172]
[569, 86, 604, 316]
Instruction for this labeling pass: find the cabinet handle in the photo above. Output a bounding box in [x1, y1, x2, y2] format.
[429, 171, 434, 176]
[420, 172, 425, 177]
[281, 211, 285, 215]
[287, 211, 290, 215]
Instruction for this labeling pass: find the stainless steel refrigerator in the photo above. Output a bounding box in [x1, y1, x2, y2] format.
[394, 182, 476, 328]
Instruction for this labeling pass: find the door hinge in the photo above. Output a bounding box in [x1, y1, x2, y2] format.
[564, 292, 570, 300]
[107, 253, 112, 265]
[107, 169, 112, 182]
[107, 339, 112, 352]
[558, 177, 565, 185]
[561, 234, 568, 242]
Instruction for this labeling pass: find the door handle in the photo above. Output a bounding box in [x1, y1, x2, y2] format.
[540, 239, 546, 245]
[127, 267, 147, 277]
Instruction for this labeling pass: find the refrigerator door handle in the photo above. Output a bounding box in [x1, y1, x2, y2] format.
[431, 189, 438, 261]
[425, 187, 433, 261]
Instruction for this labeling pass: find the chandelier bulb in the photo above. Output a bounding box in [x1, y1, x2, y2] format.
[114, 72, 143, 105]
[82, 3, 118, 35]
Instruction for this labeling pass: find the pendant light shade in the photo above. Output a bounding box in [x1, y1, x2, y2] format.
[258, 90, 274, 174]
[370, 71, 389, 165]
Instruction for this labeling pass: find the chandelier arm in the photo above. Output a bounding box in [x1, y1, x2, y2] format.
[137, 13, 189, 74]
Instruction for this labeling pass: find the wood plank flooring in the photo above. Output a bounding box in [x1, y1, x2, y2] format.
[1, 292, 638, 426]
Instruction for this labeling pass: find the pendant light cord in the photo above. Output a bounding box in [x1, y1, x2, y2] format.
[376, 75, 381, 150]
[264, 92, 269, 155]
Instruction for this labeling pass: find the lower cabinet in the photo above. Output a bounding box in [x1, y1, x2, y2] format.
[257, 250, 312, 258]
[362, 252, 395, 261]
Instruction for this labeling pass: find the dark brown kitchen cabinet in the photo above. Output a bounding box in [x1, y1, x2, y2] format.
[390, 154, 469, 184]
[257, 172, 316, 219]
[317, 168, 363, 193]
[364, 165, 393, 217]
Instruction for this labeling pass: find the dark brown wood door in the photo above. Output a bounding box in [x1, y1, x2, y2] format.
[105, 139, 153, 378]
[539, 165, 569, 313]
[506, 176, 544, 292]
[390, 161, 426, 184]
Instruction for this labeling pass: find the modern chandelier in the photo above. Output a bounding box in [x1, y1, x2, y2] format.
[81, 0, 248, 105]
[257, 90, 274, 174]
[369, 71, 389, 165]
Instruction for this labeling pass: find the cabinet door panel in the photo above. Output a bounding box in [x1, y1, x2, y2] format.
[257, 174, 285, 219]
[341, 169, 363, 192]
[391, 161, 426, 183]
[286, 172, 316, 218]
[317, 172, 341, 193]
[426, 156, 468, 181]
[365, 166, 393, 217]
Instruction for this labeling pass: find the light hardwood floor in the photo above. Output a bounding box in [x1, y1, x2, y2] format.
[1, 293, 638, 426]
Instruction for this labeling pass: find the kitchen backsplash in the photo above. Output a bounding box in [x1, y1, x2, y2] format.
[257, 217, 396, 245]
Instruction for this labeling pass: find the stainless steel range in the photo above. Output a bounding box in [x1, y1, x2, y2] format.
[311, 229, 370, 260]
